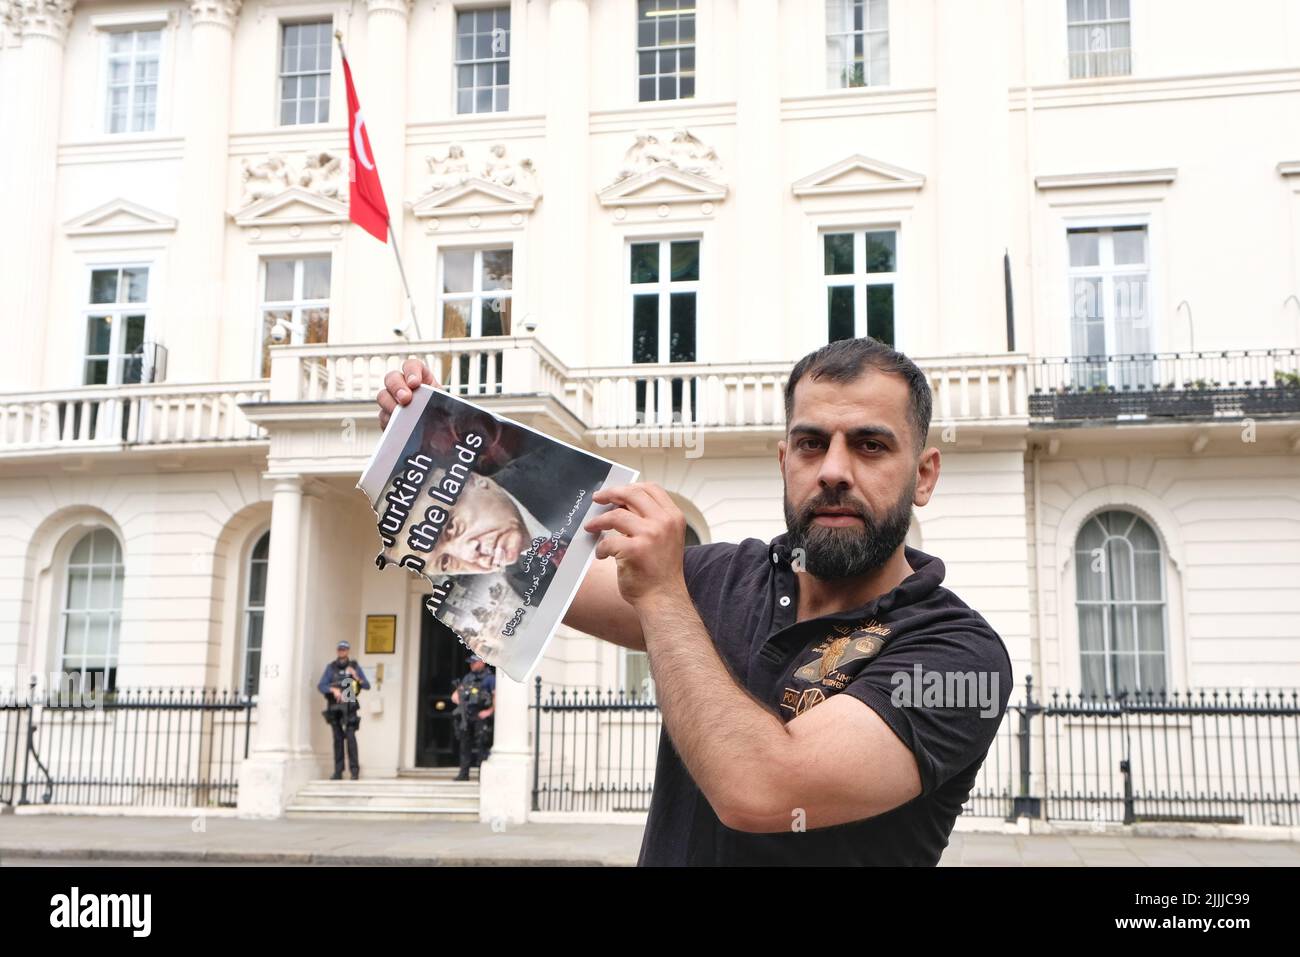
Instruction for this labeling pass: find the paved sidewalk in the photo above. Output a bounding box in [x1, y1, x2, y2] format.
[2, 813, 1299, 866]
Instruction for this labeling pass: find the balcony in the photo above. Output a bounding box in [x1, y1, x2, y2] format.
[264, 336, 1029, 440]
[1027, 350, 1300, 424]
[0, 337, 1031, 462]
[0, 381, 268, 458]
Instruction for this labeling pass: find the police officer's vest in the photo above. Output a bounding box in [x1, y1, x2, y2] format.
[457, 672, 493, 716]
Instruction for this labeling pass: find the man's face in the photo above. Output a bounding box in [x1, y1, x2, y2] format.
[427, 472, 528, 574]
[778, 369, 939, 580]
[470, 660, 485, 673]
[336, 649, 348, 661]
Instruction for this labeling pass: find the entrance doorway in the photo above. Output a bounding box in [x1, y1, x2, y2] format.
[415, 608, 462, 767]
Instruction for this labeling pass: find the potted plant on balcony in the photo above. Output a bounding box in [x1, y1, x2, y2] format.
[1241, 369, 1300, 416]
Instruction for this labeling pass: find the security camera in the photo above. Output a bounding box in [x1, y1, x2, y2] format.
[270, 323, 289, 344]
[393, 325, 409, 339]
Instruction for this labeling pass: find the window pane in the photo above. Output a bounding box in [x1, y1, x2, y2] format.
[303, 307, 329, 345]
[249, 558, 268, 604]
[632, 295, 659, 363]
[670, 241, 699, 281]
[122, 314, 146, 353]
[90, 269, 118, 304]
[824, 234, 854, 275]
[303, 256, 332, 299]
[481, 296, 512, 336]
[866, 284, 894, 345]
[1111, 227, 1146, 266]
[67, 567, 90, 610]
[639, 77, 657, 102]
[1067, 230, 1100, 267]
[864, 231, 896, 272]
[85, 315, 113, 356]
[827, 286, 854, 342]
[443, 250, 475, 293]
[630, 243, 659, 283]
[481, 249, 513, 290]
[669, 293, 696, 362]
[260, 310, 290, 377]
[441, 300, 471, 338]
[264, 259, 295, 301]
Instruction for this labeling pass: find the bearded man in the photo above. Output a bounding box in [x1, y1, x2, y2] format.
[377, 336, 1013, 866]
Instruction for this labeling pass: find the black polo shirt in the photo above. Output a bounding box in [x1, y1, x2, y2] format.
[637, 536, 1013, 866]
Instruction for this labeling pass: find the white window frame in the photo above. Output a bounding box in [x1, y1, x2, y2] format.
[241, 529, 270, 699]
[1065, 222, 1153, 359]
[636, 0, 697, 103]
[626, 236, 702, 365]
[256, 254, 332, 378]
[276, 17, 334, 127]
[453, 4, 512, 115]
[825, 0, 890, 90]
[1066, 0, 1132, 79]
[1073, 509, 1169, 696]
[59, 528, 124, 693]
[820, 227, 899, 345]
[436, 246, 515, 338]
[81, 263, 154, 386]
[99, 25, 164, 135]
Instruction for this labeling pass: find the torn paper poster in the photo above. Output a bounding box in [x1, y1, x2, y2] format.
[356, 384, 637, 681]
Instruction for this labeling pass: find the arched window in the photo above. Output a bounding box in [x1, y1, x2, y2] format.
[242, 531, 270, 697]
[1075, 510, 1166, 696]
[61, 528, 123, 692]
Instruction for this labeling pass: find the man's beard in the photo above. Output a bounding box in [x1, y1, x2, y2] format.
[783, 481, 915, 580]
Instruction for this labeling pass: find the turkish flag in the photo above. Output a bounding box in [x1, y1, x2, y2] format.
[342, 55, 390, 243]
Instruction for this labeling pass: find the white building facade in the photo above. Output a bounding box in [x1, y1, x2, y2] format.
[1, 0, 1299, 823]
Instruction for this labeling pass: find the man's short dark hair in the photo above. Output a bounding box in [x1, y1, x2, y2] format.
[783, 337, 932, 451]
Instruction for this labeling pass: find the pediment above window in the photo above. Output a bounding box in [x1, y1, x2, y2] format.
[231, 187, 348, 228]
[598, 165, 728, 208]
[792, 154, 925, 197]
[407, 179, 539, 218]
[64, 198, 177, 236]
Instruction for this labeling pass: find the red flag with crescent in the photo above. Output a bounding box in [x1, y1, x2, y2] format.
[342, 54, 390, 243]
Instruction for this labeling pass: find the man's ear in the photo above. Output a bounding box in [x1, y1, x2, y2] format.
[777, 437, 787, 474]
[913, 446, 940, 507]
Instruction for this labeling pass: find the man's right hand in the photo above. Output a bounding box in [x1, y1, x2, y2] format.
[377, 358, 440, 429]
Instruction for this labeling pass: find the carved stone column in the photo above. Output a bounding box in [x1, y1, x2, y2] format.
[173, 0, 240, 382]
[3, 1, 75, 390]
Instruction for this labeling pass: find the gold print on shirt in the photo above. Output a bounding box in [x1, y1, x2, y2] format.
[792, 618, 892, 686]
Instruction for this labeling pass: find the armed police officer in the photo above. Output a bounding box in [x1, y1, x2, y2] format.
[317, 640, 371, 780]
[451, 654, 495, 781]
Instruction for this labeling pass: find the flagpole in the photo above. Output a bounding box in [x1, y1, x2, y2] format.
[335, 30, 425, 341]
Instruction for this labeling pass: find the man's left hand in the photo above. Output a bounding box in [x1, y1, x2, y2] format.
[584, 482, 689, 609]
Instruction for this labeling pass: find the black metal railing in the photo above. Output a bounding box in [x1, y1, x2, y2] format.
[530, 676, 1300, 827]
[968, 677, 1300, 827]
[1028, 348, 1300, 422]
[0, 685, 254, 809]
[531, 678, 662, 813]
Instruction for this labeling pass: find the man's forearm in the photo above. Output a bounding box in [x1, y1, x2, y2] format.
[637, 583, 791, 825]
